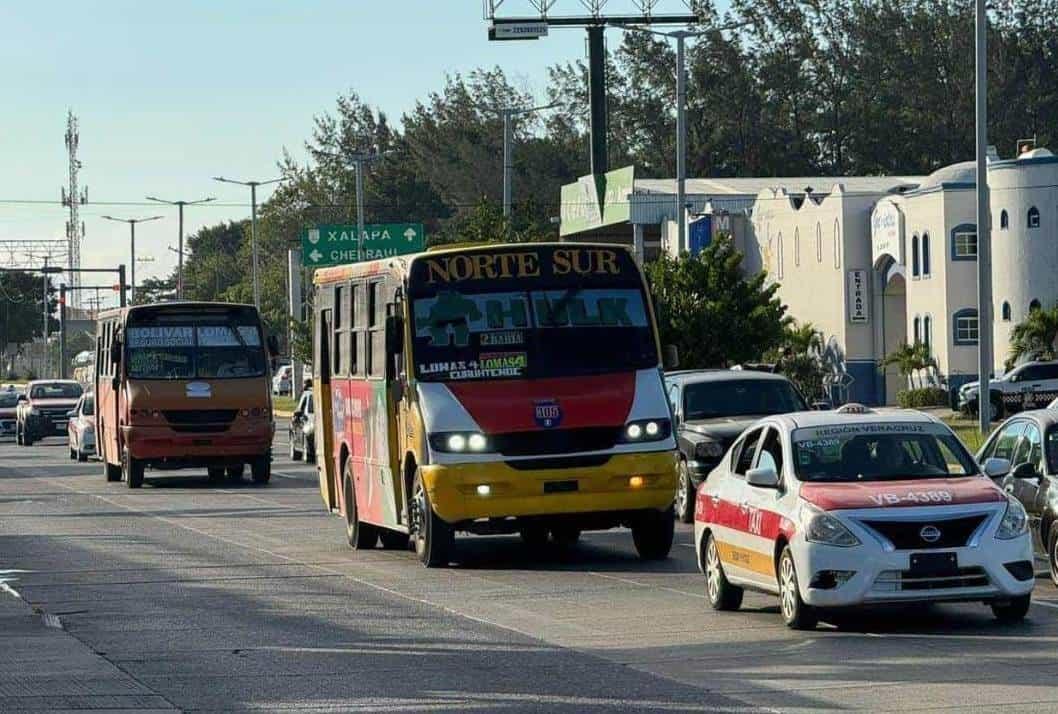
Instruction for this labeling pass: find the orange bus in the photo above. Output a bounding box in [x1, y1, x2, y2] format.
[95, 302, 278, 488]
[313, 243, 678, 567]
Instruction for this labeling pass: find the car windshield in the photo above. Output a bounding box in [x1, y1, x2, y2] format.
[126, 324, 266, 380]
[30, 383, 83, 400]
[792, 424, 977, 482]
[0, 392, 19, 407]
[683, 379, 807, 419]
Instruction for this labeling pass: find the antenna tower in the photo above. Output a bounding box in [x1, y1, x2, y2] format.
[61, 110, 88, 309]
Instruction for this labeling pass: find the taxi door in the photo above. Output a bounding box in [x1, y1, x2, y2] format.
[739, 425, 788, 591]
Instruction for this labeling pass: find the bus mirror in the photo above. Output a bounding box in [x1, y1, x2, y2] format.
[266, 334, 280, 357]
[386, 315, 404, 355]
[663, 344, 680, 371]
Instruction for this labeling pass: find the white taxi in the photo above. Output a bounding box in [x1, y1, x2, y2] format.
[694, 405, 1035, 629]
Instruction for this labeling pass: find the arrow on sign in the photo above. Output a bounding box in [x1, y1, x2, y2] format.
[404, 227, 417, 241]
[309, 249, 323, 263]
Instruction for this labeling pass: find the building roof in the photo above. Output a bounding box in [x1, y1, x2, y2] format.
[634, 175, 923, 198]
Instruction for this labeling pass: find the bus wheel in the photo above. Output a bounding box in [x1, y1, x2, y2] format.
[379, 529, 409, 550]
[104, 459, 122, 483]
[124, 452, 145, 489]
[207, 467, 225, 484]
[631, 506, 675, 560]
[250, 457, 270, 484]
[411, 468, 453, 567]
[343, 463, 377, 549]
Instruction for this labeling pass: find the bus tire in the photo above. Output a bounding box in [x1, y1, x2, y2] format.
[207, 467, 225, 484]
[124, 452, 144, 489]
[411, 468, 453, 567]
[104, 459, 122, 483]
[343, 463, 377, 549]
[632, 506, 675, 560]
[379, 529, 409, 550]
[250, 458, 270, 484]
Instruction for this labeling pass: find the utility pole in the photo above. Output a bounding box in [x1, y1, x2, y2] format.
[101, 215, 163, 304]
[146, 195, 215, 299]
[61, 110, 87, 309]
[213, 176, 283, 309]
[975, 0, 993, 433]
[501, 103, 557, 218]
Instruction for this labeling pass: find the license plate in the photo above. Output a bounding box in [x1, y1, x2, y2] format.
[909, 551, 958, 577]
[544, 480, 578, 494]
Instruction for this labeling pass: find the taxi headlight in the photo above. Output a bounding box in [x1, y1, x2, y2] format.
[800, 503, 861, 547]
[996, 496, 1029, 540]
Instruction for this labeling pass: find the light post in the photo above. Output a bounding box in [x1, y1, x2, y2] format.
[145, 195, 215, 299]
[974, 0, 993, 434]
[500, 103, 557, 217]
[637, 22, 748, 254]
[212, 176, 284, 309]
[101, 215, 163, 304]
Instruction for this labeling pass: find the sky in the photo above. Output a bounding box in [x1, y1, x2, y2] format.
[3, 0, 695, 308]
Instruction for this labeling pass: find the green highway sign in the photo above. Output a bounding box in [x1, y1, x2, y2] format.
[300, 223, 426, 267]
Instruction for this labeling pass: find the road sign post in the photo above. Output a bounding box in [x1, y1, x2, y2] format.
[300, 223, 425, 268]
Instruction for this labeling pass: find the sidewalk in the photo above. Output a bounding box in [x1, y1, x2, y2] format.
[0, 579, 176, 712]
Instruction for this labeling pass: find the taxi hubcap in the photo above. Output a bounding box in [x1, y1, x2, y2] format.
[780, 556, 797, 619]
[706, 538, 721, 601]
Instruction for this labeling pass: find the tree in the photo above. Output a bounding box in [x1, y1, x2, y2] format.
[1008, 302, 1058, 369]
[880, 342, 937, 388]
[645, 235, 787, 368]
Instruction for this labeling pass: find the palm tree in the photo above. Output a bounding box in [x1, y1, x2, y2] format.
[1008, 303, 1058, 369]
[880, 342, 937, 389]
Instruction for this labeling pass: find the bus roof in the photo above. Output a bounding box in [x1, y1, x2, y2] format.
[98, 301, 258, 320]
[312, 241, 634, 286]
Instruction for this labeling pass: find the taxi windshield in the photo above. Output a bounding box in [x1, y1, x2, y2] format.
[792, 425, 977, 482]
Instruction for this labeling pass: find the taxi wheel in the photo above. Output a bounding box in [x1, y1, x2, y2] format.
[344, 463, 378, 550]
[411, 468, 453, 567]
[703, 532, 743, 611]
[779, 547, 817, 630]
[632, 506, 675, 560]
[991, 594, 1031, 623]
[675, 460, 694, 524]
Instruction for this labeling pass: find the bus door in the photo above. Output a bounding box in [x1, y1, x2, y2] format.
[315, 308, 336, 510]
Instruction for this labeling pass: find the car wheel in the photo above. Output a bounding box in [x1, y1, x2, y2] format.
[344, 462, 377, 549]
[675, 459, 694, 524]
[779, 546, 817, 630]
[411, 467, 453, 567]
[1050, 529, 1058, 588]
[250, 457, 270, 484]
[703, 532, 743, 611]
[289, 433, 302, 461]
[991, 594, 1031, 623]
[631, 506, 675, 560]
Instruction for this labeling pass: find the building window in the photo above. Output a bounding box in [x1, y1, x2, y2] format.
[794, 228, 800, 267]
[951, 224, 978, 260]
[911, 235, 920, 277]
[1029, 206, 1041, 228]
[922, 233, 931, 276]
[953, 309, 979, 345]
[1030, 299, 1041, 312]
[1000, 210, 1009, 230]
[913, 316, 921, 344]
[816, 223, 823, 263]
[1002, 301, 1012, 321]
[833, 220, 841, 269]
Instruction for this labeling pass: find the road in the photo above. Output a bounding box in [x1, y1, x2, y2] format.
[3, 435, 1058, 713]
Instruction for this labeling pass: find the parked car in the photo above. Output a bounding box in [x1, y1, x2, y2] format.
[16, 380, 84, 446]
[665, 369, 809, 522]
[272, 365, 293, 396]
[0, 387, 19, 437]
[67, 392, 96, 462]
[959, 360, 1058, 419]
[695, 404, 1034, 629]
[288, 391, 315, 462]
[976, 409, 1058, 585]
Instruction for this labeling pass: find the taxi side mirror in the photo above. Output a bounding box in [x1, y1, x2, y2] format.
[982, 457, 1011, 479]
[746, 466, 779, 489]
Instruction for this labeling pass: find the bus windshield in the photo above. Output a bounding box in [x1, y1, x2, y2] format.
[408, 246, 657, 381]
[126, 323, 266, 380]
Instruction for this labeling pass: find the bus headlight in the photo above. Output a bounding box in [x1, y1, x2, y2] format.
[430, 431, 492, 453]
[620, 419, 671, 443]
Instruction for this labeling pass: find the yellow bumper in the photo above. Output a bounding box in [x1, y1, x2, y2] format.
[420, 450, 678, 523]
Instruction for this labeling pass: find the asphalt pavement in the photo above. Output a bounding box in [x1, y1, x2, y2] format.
[3, 433, 1058, 712]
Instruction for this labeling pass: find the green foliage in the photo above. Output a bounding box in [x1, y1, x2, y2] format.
[645, 236, 787, 369]
[897, 387, 951, 409]
[1007, 302, 1058, 369]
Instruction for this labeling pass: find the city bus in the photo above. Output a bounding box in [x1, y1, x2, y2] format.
[312, 242, 678, 567]
[95, 302, 278, 488]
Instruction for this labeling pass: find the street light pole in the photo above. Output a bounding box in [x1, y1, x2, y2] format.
[213, 176, 284, 309]
[975, 0, 993, 434]
[101, 215, 163, 304]
[145, 195, 215, 299]
[500, 103, 557, 218]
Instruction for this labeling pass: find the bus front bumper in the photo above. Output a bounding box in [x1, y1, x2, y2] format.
[421, 450, 678, 524]
[123, 424, 273, 461]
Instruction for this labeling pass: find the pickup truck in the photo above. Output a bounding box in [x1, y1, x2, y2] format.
[16, 380, 84, 446]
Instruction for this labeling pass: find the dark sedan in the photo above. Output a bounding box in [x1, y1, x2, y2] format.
[666, 370, 809, 522]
